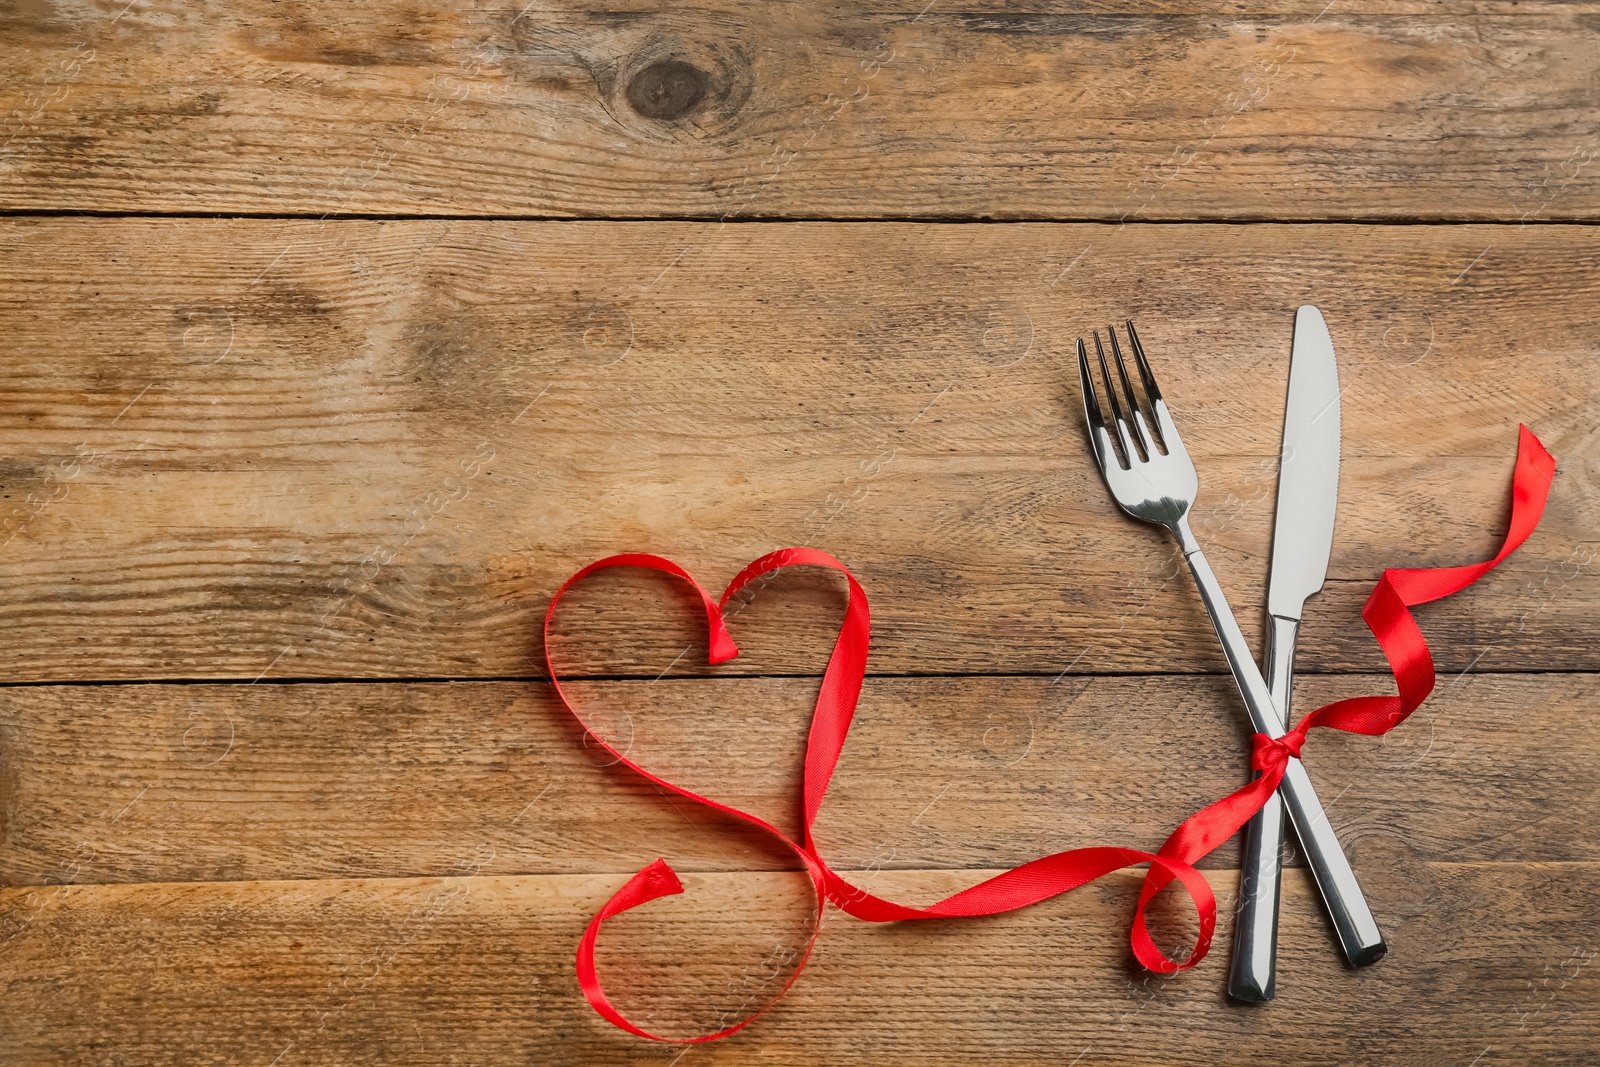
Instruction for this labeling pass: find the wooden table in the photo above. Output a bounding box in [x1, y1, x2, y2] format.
[2, 4, 1597, 1064]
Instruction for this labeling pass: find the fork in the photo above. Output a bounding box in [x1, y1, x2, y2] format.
[1075, 322, 1383, 966]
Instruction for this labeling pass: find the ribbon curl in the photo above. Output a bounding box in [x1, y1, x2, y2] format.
[545, 425, 1556, 1042]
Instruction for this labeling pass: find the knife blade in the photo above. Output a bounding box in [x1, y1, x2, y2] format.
[1267, 305, 1341, 623]
[1227, 305, 1386, 1001]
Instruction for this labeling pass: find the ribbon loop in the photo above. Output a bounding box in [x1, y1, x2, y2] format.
[546, 550, 1215, 1040]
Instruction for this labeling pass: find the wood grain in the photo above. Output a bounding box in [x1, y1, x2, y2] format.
[2, 674, 1593, 886]
[3, 862, 1596, 1065]
[3, 6, 1597, 1059]
[0, 218, 1593, 682]
[1, 2, 1598, 219]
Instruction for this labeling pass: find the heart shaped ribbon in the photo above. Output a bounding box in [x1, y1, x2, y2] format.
[545, 425, 1556, 1043]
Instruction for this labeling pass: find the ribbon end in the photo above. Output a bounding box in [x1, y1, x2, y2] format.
[1517, 423, 1557, 473]
[638, 858, 686, 898]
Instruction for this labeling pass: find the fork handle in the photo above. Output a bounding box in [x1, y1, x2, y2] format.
[1172, 520, 1286, 737]
[1282, 746, 1387, 967]
[1173, 520, 1387, 973]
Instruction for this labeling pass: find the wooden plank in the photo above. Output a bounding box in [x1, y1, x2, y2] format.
[1, 2, 1598, 219]
[2, 862, 1596, 1064]
[0, 219, 1593, 682]
[0, 220, 1593, 684]
[2, 674, 1594, 886]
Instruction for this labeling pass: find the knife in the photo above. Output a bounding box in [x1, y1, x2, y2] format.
[1227, 305, 1387, 1001]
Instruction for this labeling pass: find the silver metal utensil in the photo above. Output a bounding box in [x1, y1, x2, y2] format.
[1226, 306, 1386, 1002]
[1075, 321, 1381, 982]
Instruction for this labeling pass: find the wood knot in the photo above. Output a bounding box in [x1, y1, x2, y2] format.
[625, 59, 708, 120]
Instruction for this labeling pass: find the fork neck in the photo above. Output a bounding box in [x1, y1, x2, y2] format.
[1172, 515, 1203, 558]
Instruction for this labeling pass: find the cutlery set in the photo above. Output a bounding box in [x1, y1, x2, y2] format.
[1077, 308, 1386, 998]
[558, 299, 1553, 1041]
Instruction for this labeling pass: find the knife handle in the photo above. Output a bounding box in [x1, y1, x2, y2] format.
[1229, 616, 1388, 1003]
[1172, 531, 1386, 980]
[1228, 615, 1295, 1001]
[1230, 787, 1287, 1000]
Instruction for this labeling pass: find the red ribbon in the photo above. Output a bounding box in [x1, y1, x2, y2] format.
[546, 425, 1556, 1042]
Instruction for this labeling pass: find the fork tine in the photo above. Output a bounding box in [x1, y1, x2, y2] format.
[1106, 325, 1153, 458]
[1092, 330, 1138, 465]
[1124, 320, 1161, 404]
[1076, 337, 1120, 471]
[1124, 319, 1179, 452]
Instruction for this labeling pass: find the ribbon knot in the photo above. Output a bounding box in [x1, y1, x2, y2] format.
[1251, 728, 1306, 772]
